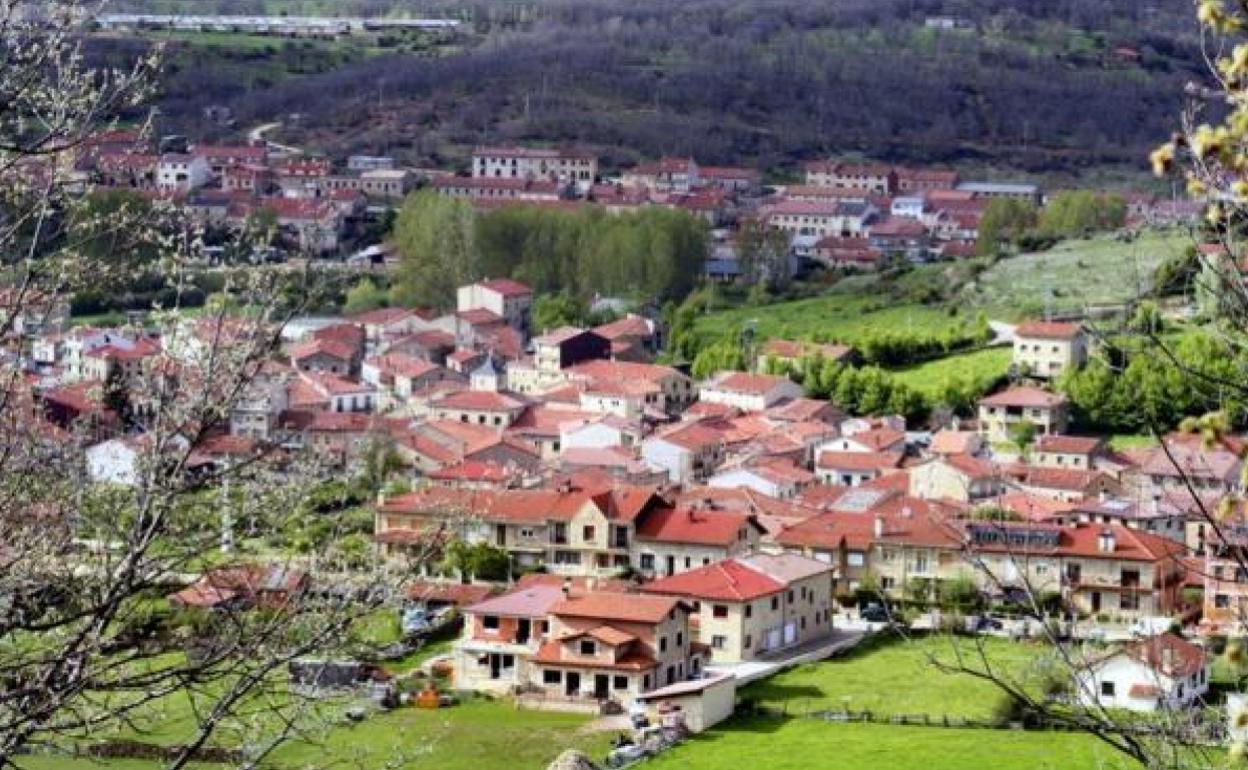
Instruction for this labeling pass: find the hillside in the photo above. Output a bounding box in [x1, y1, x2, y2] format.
[105, 0, 1202, 179]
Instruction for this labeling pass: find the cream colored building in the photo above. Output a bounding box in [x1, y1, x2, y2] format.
[641, 553, 835, 663]
[977, 386, 1070, 442]
[472, 146, 597, 183]
[1012, 321, 1088, 380]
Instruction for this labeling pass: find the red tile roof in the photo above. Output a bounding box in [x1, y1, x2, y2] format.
[817, 451, 904, 473]
[476, 278, 532, 297]
[1014, 321, 1084, 341]
[1035, 434, 1103, 454]
[979, 386, 1067, 409]
[1124, 632, 1206, 678]
[550, 592, 686, 624]
[635, 507, 757, 547]
[641, 559, 784, 602]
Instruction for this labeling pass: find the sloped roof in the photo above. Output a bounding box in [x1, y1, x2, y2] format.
[641, 559, 784, 602]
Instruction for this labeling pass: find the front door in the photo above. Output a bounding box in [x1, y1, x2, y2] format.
[1091, 591, 1102, 613]
[565, 671, 581, 697]
[594, 674, 610, 700]
[489, 654, 501, 680]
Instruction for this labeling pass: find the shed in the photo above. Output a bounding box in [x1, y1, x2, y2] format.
[634, 673, 737, 733]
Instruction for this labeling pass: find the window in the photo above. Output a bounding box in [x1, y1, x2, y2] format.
[771, 597, 779, 611]
[614, 676, 629, 690]
[1101, 681, 1115, 697]
[1216, 594, 1231, 609]
[519, 528, 535, 539]
[847, 551, 865, 567]
[711, 635, 727, 649]
[712, 604, 729, 619]
[640, 554, 655, 571]
[787, 590, 795, 603]
[544, 670, 562, 684]
[579, 640, 596, 656]
[659, 636, 667, 652]
[482, 616, 499, 631]
[745, 604, 752, 618]
[676, 632, 683, 647]
[744, 634, 752, 649]
[582, 525, 595, 541]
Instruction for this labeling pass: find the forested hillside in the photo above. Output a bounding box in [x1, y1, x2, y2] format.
[103, 0, 1201, 177]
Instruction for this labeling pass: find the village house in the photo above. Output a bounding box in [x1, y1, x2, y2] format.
[641, 553, 834, 663]
[592, 314, 661, 362]
[433, 175, 565, 203]
[699, 372, 803, 413]
[633, 504, 764, 578]
[803, 161, 897, 194]
[1075, 633, 1208, 713]
[528, 591, 705, 704]
[967, 521, 1187, 620]
[156, 153, 211, 191]
[565, 359, 696, 415]
[621, 157, 700, 193]
[755, 339, 855, 374]
[1032, 434, 1104, 469]
[454, 583, 564, 695]
[641, 422, 726, 484]
[708, 459, 816, 500]
[977, 386, 1070, 442]
[1013, 321, 1089, 380]
[456, 278, 534, 338]
[908, 454, 1004, 503]
[1200, 529, 1248, 634]
[761, 199, 875, 239]
[1051, 496, 1189, 544]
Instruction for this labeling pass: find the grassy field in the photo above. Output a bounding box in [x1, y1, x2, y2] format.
[887, 346, 1012, 398]
[646, 717, 1132, 770]
[740, 634, 1057, 721]
[692, 295, 968, 349]
[965, 229, 1191, 318]
[21, 697, 609, 770]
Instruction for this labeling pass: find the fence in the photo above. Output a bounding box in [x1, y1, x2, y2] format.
[739, 702, 1228, 743]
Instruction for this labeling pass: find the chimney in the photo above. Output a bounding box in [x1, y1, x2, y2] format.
[874, 516, 885, 538]
[1097, 528, 1116, 554]
[562, 578, 572, 599]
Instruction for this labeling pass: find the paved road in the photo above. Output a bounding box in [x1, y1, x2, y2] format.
[248, 122, 302, 155]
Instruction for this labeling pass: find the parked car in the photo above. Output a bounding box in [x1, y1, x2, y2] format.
[860, 603, 893, 623]
[969, 614, 1004, 632]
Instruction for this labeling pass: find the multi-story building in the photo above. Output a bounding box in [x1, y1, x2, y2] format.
[803, 161, 897, 194]
[977, 386, 1070, 442]
[472, 146, 597, 183]
[700, 372, 802, 413]
[528, 591, 704, 702]
[1012, 321, 1088, 380]
[456, 279, 534, 338]
[640, 553, 834, 663]
[761, 199, 875, 239]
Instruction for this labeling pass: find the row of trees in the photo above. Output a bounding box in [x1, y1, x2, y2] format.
[977, 191, 1127, 255]
[390, 192, 707, 309]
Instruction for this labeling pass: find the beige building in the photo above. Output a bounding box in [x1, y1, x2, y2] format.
[803, 161, 897, 194]
[641, 553, 834, 663]
[1012, 321, 1088, 380]
[977, 386, 1070, 442]
[908, 454, 1004, 503]
[472, 146, 597, 183]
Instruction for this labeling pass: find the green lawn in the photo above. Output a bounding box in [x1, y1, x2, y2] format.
[740, 634, 1057, 721]
[887, 346, 1011, 398]
[27, 697, 609, 770]
[647, 717, 1133, 770]
[269, 697, 611, 770]
[966, 229, 1190, 318]
[693, 295, 967, 349]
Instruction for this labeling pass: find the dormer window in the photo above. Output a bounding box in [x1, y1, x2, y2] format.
[579, 640, 596, 656]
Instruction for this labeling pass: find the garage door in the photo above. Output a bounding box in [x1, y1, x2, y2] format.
[765, 628, 782, 651]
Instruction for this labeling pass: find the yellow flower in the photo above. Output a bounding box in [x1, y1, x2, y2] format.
[1150, 143, 1175, 176]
